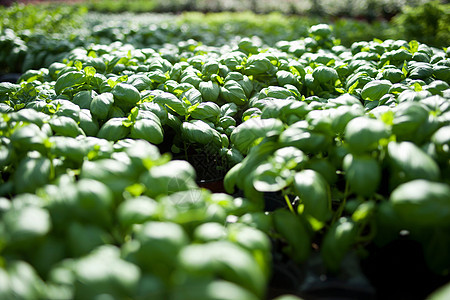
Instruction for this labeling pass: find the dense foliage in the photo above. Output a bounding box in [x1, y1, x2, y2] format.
[1, 1, 449, 74]
[0, 2, 449, 300]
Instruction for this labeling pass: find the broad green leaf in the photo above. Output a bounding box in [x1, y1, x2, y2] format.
[181, 119, 221, 146]
[128, 221, 188, 273]
[272, 209, 311, 263]
[388, 141, 440, 184]
[83, 66, 96, 77]
[73, 245, 140, 299]
[361, 80, 392, 101]
[231, 118, 283, 154]
[178, 241, 266, 298]
[171, 279, 260, 300]
[154, 92, 188, 116]
[97, 117, 130, 141]
[117, 196, 158, 227]
[3, 205, 51, 244]
[112, 83, 141, 106]
[253, 162, 292, 192]
[343, 154, 381, 197]
[312, 66, 338, 83]
[189, 102, 221, 122]
[321, 217, 357, 273]
[49, 116, 84, 137]
[54, 71, 85, 95]
[293, 169, 331, 222]
[140, 160, 197, 198]
[72, 90, 97, 109]
[390, 180, 450, 227]
[344, 117, 390, 153]
[130, 118, 164, 144]
[199, 81, 220, 102]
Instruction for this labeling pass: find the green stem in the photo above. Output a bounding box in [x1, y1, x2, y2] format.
[284, 194, 295, 214]
[356, 219, 377, 244]
[333, 181, 349, 223]
[49, 157, 56, 181]
[183, 141, 189, 161]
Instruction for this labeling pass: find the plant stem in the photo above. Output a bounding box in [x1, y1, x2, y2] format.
[183, 141, 189, 161]
[333, 181, 349, 223]
[284, 194, 295, 214]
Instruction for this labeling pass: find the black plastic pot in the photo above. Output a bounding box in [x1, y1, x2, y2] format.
[197, 178, 226, 193]
[361, 238, 450, 300]
[298, 253, 376, 300]
[231, 189, 292, 212]
[267, 246, 376, 300]
[0, 73, 21, 83]
[173, 152, 229, 193]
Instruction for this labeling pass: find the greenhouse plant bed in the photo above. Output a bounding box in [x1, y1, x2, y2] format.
[0, 4, 449, 297]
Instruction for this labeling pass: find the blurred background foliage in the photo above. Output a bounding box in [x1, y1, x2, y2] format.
[1, 0, 448, 48]
[1, 0, 447, 18]
[0, 0, 448, 74]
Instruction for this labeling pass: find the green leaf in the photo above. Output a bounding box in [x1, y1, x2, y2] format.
[253, 163, 292, 192]
[73, 245, 140, 299]
[154, 92, 188, 116]
[343, 154, 381, 197]
[412, 82, 423, 92]
[293, 169, 331, 222]
[199, 81, 220, 102]
[13, 155, 51, 194]
[409, 40, 419, 53]
[187, 102, 200, 114]
[178, 241, 266, 298]
[279, 124, 330, 154]
[130, 119, 164, 144]
[54, 71, 85, 95]
[361, 80, 392, 101]
[117, 196, 157, 227]
[128, 221, 188, 274]
[373, 38, 383, 44]
[97, 118, 130, 141]
[107, 79, 118, 88]
[84, 66, 96, 77]
[72, 90, 97, 109]
[122, 119, 134, 128]
[231, 118, 284, 154]
[388, 141, 440, 185]
[344, 117, 390, 153]
[181, 120, 221, 147]
[140, 160, 197, 198]
[189, 102, 221, 122]
[221, 81, 248, 106]
[272, 209, 311, 263]
[49, 116, 84, 138]
[112, 83, 140, 106]
[352, 201, 375, 223]
[321, 217, 357, 273]
[74, 61, 83, 71]
[390, 180, 450, 227]
[312, 66, 338, 84]
[78, 109, 99, 136]
[380, 110, 395, 126]
[90, 92, 114, 120]
[129, 106, 139, 122]
[3, 204, 51, 244]
[348, 80, 359, 94]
